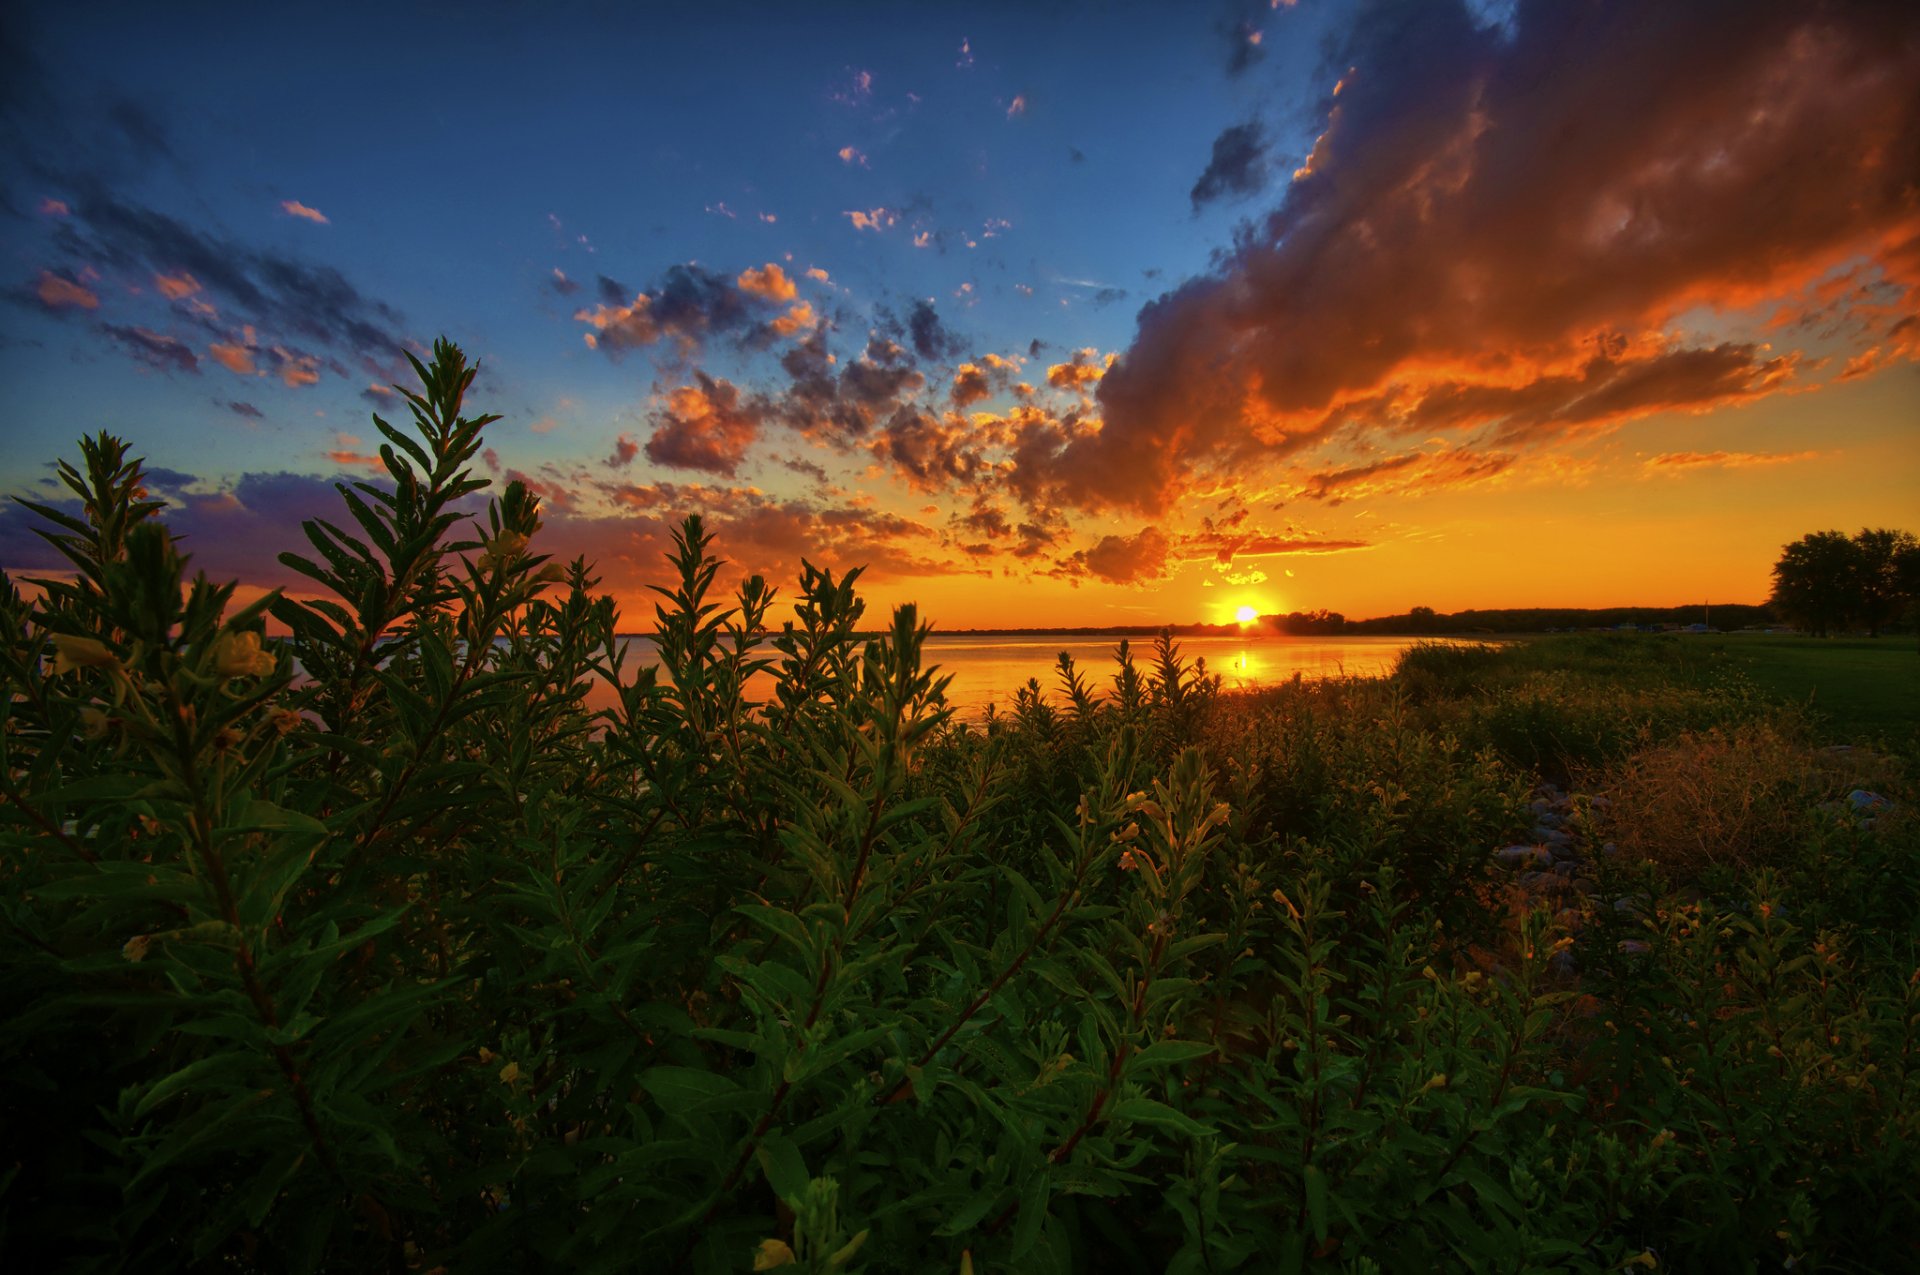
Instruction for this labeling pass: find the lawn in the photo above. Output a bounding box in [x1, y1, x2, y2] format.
[1693, 633, 1920, 741]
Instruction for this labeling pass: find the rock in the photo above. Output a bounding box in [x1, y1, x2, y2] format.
[1551, 861, 1579, 879]
[1553, 907, 1585, 931]
[1548, 841, 1580, 863]
[1587, 795, 1611, 812]
[1548, 951, 1579, 978]
[1611, 896, 1639, 913]
[1537, 827, 1575, 848]
[1848, 789, 1891, 815]
[1495, 844, 1548, 868]
[1572, 876, 1598, 896]
[1517, 870, 1559, 893]
[1617, 940, 1651, 956]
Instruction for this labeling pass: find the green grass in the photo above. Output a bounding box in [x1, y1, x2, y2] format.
[1693, 634, 1919, 741]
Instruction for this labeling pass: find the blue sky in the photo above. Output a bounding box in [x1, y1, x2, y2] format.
[4, 1, 1917, 626]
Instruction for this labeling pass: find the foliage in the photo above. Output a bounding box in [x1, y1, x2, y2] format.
[1770, 527, 1920, 638]
[5, 341, 1918, 1272]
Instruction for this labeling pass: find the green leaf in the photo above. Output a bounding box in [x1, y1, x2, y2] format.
[755, 1131, 809, 1205]
[1108, 1097, 1208, 1137]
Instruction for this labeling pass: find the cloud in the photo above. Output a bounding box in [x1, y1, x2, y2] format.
[39, 198, 69, 216]
[1074, 525, 1171, 585]
[153, 271, 200, 300]
[208, 340, 256, 375]
[804, 266, 832, 285]
[100, 324, 199, 374]
[644, 373, 764, 476]
[736, 262, 797, 301]
[1643, 449, 1823, 473]
[548, 268, 580, 296]
[279, 200, 330, 224]
[1046, 347, 1111, 392]
[904, 298, 963, 361]
[1006, 95, 1028, 120]
[574, 263, 759, 356]
[837, 145, 868, 167]
[1217, 2, 1270, 76]
[34, 269, 98, 310]
[1048, 0, 1920, 516]
[606, 433, 640, 469]
[1190, 121, 1268, 209]
[223, 400, 263, 419]
[843, 208, 896, 232]
[50, 189, 406, 366]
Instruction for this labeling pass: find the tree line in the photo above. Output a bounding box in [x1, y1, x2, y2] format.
[1770, 527, 1919, 638]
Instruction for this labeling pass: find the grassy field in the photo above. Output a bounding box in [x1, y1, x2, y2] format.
[1696, 634, 1920, 740]
[1493, 632, 1919, 742]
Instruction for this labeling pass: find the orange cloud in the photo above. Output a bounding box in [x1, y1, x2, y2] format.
[837, 146, 868, 167]
[1059, 2, 1920, 516]
[843, 208, 895, 232]
[1074, 525, 1169, 584]
[35, 271, 98, 310]
[737, 263, 797, 301]
[209, 342, 256, 375]
[279, 200, 330, 224]
[39, 198, 69, 217]
[771, 301, 817, 336]
[1642, 449, 1823, 473]
[153, 272, 200, 300]
[644, 374, 766, 477]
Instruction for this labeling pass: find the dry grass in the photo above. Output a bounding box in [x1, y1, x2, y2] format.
[1593, 720, 1904, 880]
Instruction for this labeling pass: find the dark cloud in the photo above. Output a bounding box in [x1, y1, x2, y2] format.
[574, 264, 780, 358]
[223, 400, 263, 419]
[1217, 1, 1268, 76]
[104, 97, 173, 161]
[47, 187, 408, 370]
[774, 328, 926, 441]
[1073, 525, 1171, 585]
[875, 406, 984, 491]
[644, 372, 764, 476]
[99, 323, 198, 374]
[1190, 121, 1268, 209]
[547, 269, 580, 297]
[905, 298, 963, 362]
[596, 274, 628, 304]
[606, 433, 639, 468]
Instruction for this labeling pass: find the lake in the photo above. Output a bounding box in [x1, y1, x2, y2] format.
[598, 633, 1461, 719]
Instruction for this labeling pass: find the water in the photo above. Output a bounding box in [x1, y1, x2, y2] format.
[596, 633, 1459, 719]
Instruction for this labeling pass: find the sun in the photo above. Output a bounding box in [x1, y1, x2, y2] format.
[1234, 605, 1259, 625]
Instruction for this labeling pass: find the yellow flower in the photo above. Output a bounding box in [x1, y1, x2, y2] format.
[49, 634, 117, 675]
[213, 631, 276, 678]
[498, 1061, 520, 1084]
[1420, 1072, 1448, 1093]
[752, 1238, 795, 1270]
[122, 934, 152, 963]
[479, 531, 530, 572]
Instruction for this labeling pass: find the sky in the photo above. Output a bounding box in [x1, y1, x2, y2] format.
[2, 0, 1916, 630]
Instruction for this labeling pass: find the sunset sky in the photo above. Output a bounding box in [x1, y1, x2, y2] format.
[2, 0, 1916, 630]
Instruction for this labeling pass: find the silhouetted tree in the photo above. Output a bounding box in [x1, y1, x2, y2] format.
[1853, 527, 1919, 637]
[1770, 527, 1920, 637]
[1770, 530, 1859, 636]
